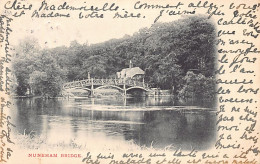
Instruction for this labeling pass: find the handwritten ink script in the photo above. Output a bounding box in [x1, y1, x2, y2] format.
[0, 0, 259, 163]
[0, 97, 14, 163]
[215, 2, 260, 164]
[80, 150, 258, 164]
[0, 12, 15, 163]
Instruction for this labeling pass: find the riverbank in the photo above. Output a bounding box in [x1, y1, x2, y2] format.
[13, 130, 162, 151]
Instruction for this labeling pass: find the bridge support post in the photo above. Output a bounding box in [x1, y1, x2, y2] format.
[123, 97, 126, 106]
[91, 78, 94, 97]
[123, 78, 126, 97]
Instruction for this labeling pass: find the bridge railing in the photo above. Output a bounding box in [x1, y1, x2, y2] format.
[63, 78, 149, 90]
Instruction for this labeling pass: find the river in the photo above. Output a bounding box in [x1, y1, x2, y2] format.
[10, 96, 216, 150]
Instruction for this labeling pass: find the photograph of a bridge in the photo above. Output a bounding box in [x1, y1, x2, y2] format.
[10, 14, 217, 153]
[63, 63, 151, 98]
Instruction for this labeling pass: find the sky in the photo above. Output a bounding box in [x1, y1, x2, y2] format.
[7, 0, 184, 48]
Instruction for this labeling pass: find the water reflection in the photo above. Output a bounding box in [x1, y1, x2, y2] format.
[11, 97, 216, 150]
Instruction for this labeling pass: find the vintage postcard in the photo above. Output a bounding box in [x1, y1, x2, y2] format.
[0, 0, 259, 163]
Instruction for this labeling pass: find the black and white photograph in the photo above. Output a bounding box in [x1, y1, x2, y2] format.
[0, 0, 259, 163]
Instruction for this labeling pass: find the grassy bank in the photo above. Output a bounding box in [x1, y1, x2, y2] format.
[13, 131, 174, 152]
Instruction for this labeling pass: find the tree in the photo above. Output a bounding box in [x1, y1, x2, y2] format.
[81, 55, 106, 78]
[12, 38, 40, 95]
[178, 71, 215, 99]
[12, 15, 216, 99]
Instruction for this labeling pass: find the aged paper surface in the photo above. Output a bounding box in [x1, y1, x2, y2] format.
[0, 0, 259, 163]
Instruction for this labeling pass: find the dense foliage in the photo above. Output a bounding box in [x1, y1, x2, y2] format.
[12, 15, 216, 99]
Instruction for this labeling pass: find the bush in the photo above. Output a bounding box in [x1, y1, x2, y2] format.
[178, 71, 215, 100]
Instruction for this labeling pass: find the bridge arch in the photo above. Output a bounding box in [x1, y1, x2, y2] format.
[72, 87, 92, 91]
[126, 86, 149, 92]
[95, 85, 123, 91]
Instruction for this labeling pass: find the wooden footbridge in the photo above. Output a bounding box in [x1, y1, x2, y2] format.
[63, 78, 151, 97]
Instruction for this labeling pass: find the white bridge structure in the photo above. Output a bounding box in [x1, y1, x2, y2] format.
[63, 78, 151, 97]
